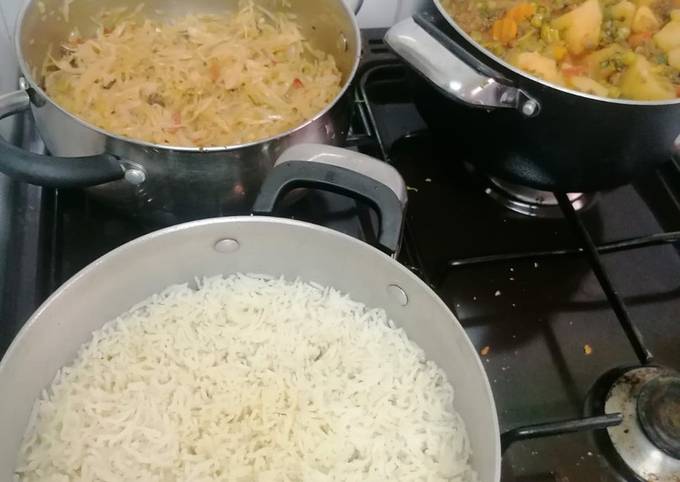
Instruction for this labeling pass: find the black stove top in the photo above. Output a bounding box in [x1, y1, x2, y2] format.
[2, 30, 680, 481]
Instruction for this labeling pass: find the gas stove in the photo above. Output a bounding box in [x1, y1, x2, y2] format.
[1, 30, 680, 481]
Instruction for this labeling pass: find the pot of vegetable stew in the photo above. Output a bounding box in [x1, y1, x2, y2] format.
[0, 144, 501, 481]
[0, 0, 361, 223]
[385, 0, 680, 192]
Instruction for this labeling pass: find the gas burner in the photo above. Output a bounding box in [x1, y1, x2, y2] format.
[485, 177, 595, 218]
[603, 366, 680, 481]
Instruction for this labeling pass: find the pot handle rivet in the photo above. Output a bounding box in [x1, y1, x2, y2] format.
[124, 168, 146, 185]
[214, 238, 240, 253]
[387, 284, 409, 306]
[521, 99, 540, 117]
[121, 162, 148, 185]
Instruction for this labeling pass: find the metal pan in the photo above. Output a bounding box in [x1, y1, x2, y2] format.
[0, 0, 362, 222]
[0, 144, 501, 481]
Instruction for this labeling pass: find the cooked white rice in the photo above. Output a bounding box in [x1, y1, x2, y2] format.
[15, 274, 476, 481]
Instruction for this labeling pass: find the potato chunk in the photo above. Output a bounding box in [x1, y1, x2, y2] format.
[611, 0, 636, 27]
[516, 52, 564, 84]
[632, 6, 660, 33]
[668, 47, 680, 69]
[553, 0, 603, 55]
[619, 55, 675, 99]
[568, 76, 610, 96]
[654, 20, 680, 51]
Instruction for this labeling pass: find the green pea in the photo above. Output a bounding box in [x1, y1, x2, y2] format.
[622, 51, 636, 65]
[540, 25, 560, 43]
[616, 26, 630, 40]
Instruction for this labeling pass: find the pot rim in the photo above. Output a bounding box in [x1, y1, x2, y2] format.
[14, 0, 362, 153]
[433, 0, 680, 107]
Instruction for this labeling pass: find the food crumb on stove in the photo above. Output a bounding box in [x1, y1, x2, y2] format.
[510, 267, 514, 272]
[509, 277, 515, 281]
[406, 186, 419, 192]
[501, 366, 508, 371]
[534, 262, 539, 268]
[512, 303, 517, 308]
[584, 344, 593, 355]
[480, 345, 491, 356]
[494, 290, 501, 297]
[587, 451, 593, 456]
[473, 296, 477, 301]
[425, 178, 432, 183]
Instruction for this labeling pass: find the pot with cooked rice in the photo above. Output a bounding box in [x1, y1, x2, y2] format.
[0, 144, 501, 481]
[0, 0, 361, 222]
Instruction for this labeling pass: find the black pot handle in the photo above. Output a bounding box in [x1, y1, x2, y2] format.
[501, 413, 623, 452]
[253, 144, 407, 255]
[0, 89, 124, 188]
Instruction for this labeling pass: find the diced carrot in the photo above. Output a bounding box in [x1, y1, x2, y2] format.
[492, 17, 519, 44]
[292, 78, 304, 89]
[103, 27, 112, 35]
[628, 31, 652, 48]
[507, 2, 536, 22]
[561, 64, 587, 76]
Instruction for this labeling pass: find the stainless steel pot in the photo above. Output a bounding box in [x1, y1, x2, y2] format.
[0, 0, 361, 223]
[385, 1, 680, 192]
[0, 144, 502, 481]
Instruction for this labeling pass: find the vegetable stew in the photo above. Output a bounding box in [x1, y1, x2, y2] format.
[441, 0, 680, 100]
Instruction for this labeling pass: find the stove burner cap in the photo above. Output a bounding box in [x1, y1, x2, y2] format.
[485, 176, 595, 218]
[602, 366, 680, 482]
[637, 375, 680, 459]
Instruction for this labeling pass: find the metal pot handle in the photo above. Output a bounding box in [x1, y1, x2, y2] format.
[0, 89, 124, 188]
[252, 144, 407, 254]
[384, 13, 540, 117]
[501, 413, 623, 452]
[345, 0, 364, 14]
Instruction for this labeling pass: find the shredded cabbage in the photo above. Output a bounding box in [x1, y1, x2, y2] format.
[42, 2, 343, 147]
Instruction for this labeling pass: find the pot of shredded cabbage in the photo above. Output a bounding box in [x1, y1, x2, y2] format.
[0, 0, 360, 221]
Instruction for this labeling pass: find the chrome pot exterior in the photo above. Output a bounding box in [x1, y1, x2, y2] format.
[31, 87, 353, 222]
[0, 217, 501, 482]
[0, 0, 361, 222]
